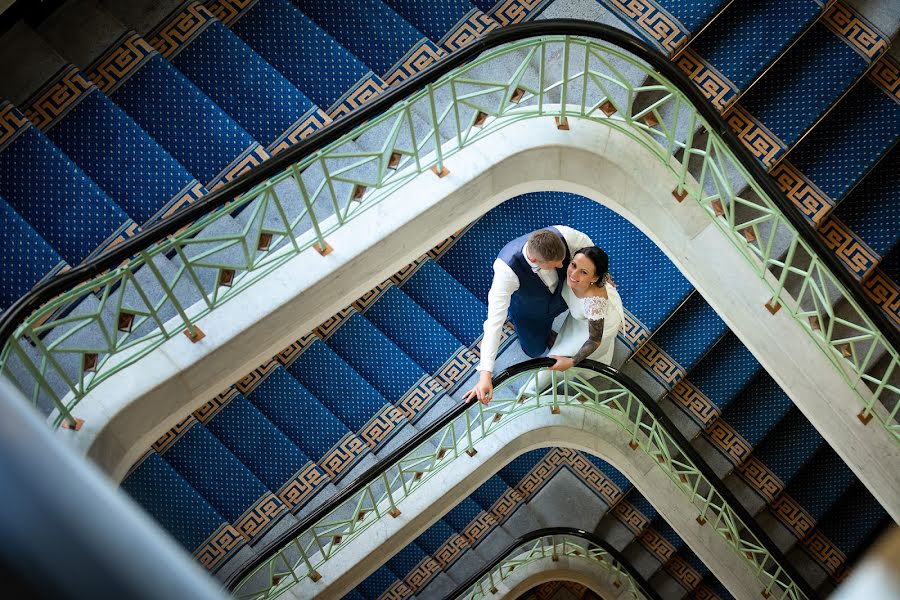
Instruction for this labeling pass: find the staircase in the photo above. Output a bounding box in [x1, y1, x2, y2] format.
[117, 192, 887, 597]
[0, 0, 896, 597]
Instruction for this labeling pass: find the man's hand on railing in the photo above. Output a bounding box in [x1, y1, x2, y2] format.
[463, 370, 494, 405]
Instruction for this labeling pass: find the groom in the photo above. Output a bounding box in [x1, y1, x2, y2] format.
[464, 226, 593, 405]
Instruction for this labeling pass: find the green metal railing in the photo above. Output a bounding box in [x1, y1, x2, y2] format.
[0, 25, 896, 437]
[228, 360, 811, 600]
[448, 528, 656, 600]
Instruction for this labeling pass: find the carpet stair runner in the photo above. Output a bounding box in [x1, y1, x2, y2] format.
[358, 448, 732, 599]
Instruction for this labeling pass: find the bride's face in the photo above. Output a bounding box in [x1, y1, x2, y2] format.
[567, 254, 599, 293]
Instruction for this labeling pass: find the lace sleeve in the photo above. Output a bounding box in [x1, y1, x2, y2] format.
[583, 296, 608, 320]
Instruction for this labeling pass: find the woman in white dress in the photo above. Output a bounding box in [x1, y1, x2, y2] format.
[548, 246, 625, 371]
[520, 247, 624, 396]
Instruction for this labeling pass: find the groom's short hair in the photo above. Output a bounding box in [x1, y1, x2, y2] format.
[528, 229, 566, 262]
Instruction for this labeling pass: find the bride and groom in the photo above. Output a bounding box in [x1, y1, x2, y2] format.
[463, 226, 624, 405]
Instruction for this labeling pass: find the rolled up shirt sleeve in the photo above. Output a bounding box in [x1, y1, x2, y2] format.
[477, 259, 519, 373]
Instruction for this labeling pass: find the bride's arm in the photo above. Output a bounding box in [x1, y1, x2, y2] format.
[548, 317, 604, 371]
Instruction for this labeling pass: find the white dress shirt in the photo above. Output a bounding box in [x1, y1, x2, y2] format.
[477, 226, 593, 372]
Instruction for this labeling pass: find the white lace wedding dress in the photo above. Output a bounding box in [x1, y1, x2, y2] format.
[552, 281, 625, 365]
[519, 281, 624, 397]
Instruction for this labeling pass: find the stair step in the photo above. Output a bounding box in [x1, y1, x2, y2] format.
[361, 284, 463, 375]
[626, 292, 727, 395]
[765, 445, 857, 547]
[285, 339, 407, 452]
[684, 0, 824, 109]
[0, 198, 66, 311]
[245, 365, 370, 483]
[357, 564, 403, 599]
[735, 15, 882, 167]
[221, 0, 382, 115]
[292, 0, 438, 82]
[149, 4, 322, 149]
[382, 0, 494, 48]
[0, 102, 134, 265]
[26, 66, 202, 226]
[202, 392, 328, 512]
[90, 33, 261, 187]
[666, 332, 761, 438]
[747, 408, 823, 493]
[784, 72, 900, 225]
[400, 259, 486, 346]
[593, 0, 728, 54]
[161, 422, 284, 541]
[828, 142, 900, 260]
[325, 311, 434, 409]
[121, 452, 236, 566]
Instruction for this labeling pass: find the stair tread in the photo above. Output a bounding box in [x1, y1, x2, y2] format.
[829, 143, 900, 257]
[161, 422, 274, 523]
[413, 517, 459, 556]
[0, 102, 133, 264]
[401, 259, 486, 346]
[292, 0, 430, 76]
[98, 47, 258, 185]
[496, 448, 547, 488]
[226, 0, 379, 113]
[816, 481, 888, 557]
[689, 0, 823, 92]
[642, 293, 727, 377]
[121, 452, 228, 553]
[30, 73, 200, 226]
[677, 333, 761, 415]
[325, 312, 430, 404]
[780, 446, 856, 522]
[381, 0, 488, 44]
[163, 12, 320, 148]
[442, 497, 485, 532]
[202, 393, 323, 498]
[787, 77, 900, 205]
[746, 408, 823, 489]
[0, 197, 65, 310]
[714, 371, 794, 449]
[468, 474, 510, 511]
[357, 565, 402, 599]
[246, 366, 362, 468]
[362, 284, 463, 374]
[738, 20, 875, 151]
[285, 339, 396, 433]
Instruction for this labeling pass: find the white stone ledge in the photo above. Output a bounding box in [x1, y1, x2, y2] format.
[58, 116, 898, 524]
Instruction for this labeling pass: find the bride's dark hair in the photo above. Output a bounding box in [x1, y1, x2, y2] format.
[574, 246, 609, 285]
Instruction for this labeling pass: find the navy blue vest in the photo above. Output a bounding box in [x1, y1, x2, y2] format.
[498, 227, 571, 320]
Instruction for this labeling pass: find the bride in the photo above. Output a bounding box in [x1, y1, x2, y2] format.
[548, 246, 625, 370]
[521, 246, 624, 396]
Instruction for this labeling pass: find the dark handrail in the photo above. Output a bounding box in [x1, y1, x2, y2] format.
[443, 526, 661, 600]
[223, 359, 817, 599]
[0, 21, 896, 357]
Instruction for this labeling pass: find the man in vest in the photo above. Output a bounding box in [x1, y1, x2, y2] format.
[464, 226, 592, 405]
